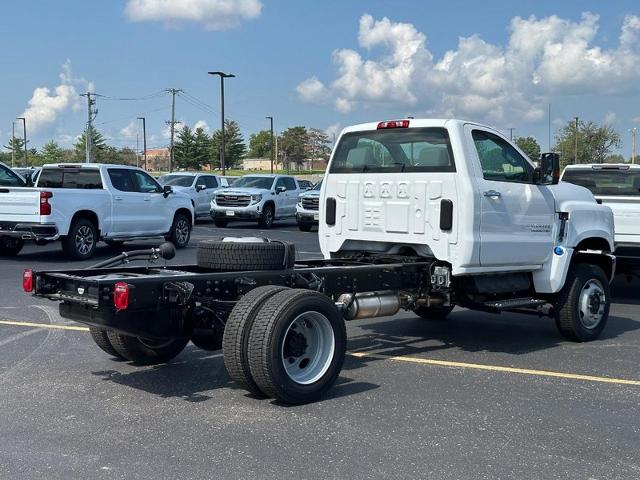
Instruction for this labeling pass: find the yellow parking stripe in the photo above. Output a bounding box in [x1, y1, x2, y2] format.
[1, 319, 638, 386]
[0, 319, 90, 332]
[348, 351, 640, 386]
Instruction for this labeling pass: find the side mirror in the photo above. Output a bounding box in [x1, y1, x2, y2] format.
[537, 153, 560, 185]
[276, 186, 286, 194]
[163, 185, 173, 197]
[195, 184, 206, 192]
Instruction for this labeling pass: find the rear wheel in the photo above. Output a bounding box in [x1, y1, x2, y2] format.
[247, 289, 346, 404]
[89, 327, 125, 359]
[166, 212, 191, 248]
[106, 332, 189, 364]
[554, 263, 610, 342]
[298, 223, 313, 232]
[413, 304, 454, 320]
[62, 218, 97, 260]
[258, 204, 274, 229]
[0, 238, 24, 256]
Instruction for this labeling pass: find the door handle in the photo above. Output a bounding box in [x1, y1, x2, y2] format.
[114, 196, 123, 201]
[483, 190, 501, 198]
[143, 197, 151, 202]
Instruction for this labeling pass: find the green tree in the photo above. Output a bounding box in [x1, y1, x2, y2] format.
[280, 126, 308, 170]
[211, 120, 246, 169]
[306, 128, 331, 162]
[74, 127, 108, 162]
[173, 126, 196, 169]
[514, 136, 541, 161]
[604, 154, 625, 163]
[247, 130, 272, 158]
[193, 127, 212, 169]
[40, 140, 64, 164]
[554, 120, 621, 168]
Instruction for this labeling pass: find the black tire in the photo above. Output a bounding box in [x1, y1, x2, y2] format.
[223, 285, 289, 396]
[0, 238, 24, 256]
[191, 333, 223, 351]
[213, 219, 229, 228]
[553, 263, 610, 342]
[89, 327, 125, 359]
[298, 223, 313, 232]
[247, 289, 347, 404]
[166, 212, 191, 248]
[106, 331, 189, 364]
[62, 218, 97, 260]
[196, 239, 295, 271]
[414, 304, 454, 320]
[258, 203, 275, 229]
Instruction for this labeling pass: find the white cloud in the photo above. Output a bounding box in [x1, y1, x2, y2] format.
[19, 60, 92, 133]
[297, 13, 640, 123]
[120, 121, 139, 140]
[193, 120, 209, 132]
[124, 0, 262, 30]
[324, 123, 341, 141]
[604, 112, 617, 125]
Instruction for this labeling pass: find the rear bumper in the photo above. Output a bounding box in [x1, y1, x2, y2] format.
[0, 221, 58, 240]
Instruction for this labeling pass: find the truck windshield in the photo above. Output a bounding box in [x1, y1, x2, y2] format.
[159, 175, 194, 187]
[231, 177, 275, 189]
[330, 127, 455, 173]
[562, 168, 640, 196]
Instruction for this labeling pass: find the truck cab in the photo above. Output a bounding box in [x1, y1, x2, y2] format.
[320, 119, 614, 294]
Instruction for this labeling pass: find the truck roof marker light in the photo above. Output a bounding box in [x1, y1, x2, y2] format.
[377, 120, 410, 129]
[23, 269, 34, 293]
[113, 282, 129, 310]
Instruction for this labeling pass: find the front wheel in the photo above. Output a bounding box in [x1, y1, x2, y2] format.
[166, 212, 191, 248]
[248, 289, 346, 404]
[258, 204, 274, 229]
[0, 238, 24, 256]
[62, 218, 97, 260]
[553, 263, 610, 342]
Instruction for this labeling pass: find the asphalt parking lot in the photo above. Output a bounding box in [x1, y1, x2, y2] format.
[1, 220, 639, 479]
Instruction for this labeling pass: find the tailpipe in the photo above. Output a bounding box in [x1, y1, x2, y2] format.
[337, 291, 401, 320]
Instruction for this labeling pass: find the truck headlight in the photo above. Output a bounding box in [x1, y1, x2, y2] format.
[250, 194, 262, 204]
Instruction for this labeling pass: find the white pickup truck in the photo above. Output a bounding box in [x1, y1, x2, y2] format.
[0, 163, 194, 259]
[30, 118, 617, 405]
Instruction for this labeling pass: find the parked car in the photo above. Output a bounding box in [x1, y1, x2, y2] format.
[296, 179, 322, 231]
[210, 174, 302, 228]
[158, 172, 224, 219]
[297, 179, 314, 190]
[0, 161, 26, 187]
[12, 166, 41, 186]
[0, 163, 194, 259]
[220, 176, 238, 187]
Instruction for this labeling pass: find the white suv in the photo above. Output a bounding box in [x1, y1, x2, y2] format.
[158, 172, 224, 219]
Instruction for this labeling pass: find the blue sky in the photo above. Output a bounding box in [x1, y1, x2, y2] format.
[1, 0, 639, 155]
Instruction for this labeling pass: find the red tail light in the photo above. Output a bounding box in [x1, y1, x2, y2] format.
[40, 191, 53, 216]
[23, 269, 34, 293]
[377, 120, 410, 129]
[113, 282, 129, 310]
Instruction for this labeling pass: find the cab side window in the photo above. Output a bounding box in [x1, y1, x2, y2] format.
[203, 176, 218, 189]
[108, 169, 137, 192]
[472, 130, 532, 183]
[275, 178, 286, 190]
[132, 170, 162, 193]
[283, 178, 297, 191]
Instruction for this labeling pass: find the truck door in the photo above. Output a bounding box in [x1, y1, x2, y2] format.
[468, 127, 556, 267]
[107, 168, 151, 236]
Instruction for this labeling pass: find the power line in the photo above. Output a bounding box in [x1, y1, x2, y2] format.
[94, 90, 167, 101]
[93, 106, 169, 127]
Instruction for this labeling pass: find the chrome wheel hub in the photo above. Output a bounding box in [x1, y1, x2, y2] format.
[578, 279, 606, 329]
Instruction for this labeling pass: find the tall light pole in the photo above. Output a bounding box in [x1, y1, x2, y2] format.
[574, 116, 579, 164]
[208, 71, 235, 175]
[137, 117, 147, 170]
[631, 127, 637, 165]
[266, 116, 274, 174]
[11, 122, 15, 167]
[16, 117, 27, 167]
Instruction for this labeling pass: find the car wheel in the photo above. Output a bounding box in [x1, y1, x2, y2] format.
[167, 212, 191, 248]
[62, 218, 97, 260]
[258, 204, 274, 229]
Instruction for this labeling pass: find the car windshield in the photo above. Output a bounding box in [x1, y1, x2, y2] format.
[330, 127, 455, 173]
[312, 180, 322, 190]
[231, 176, 274, 189]
[562, 168, 640, 196]
[159, 175, 194, 187]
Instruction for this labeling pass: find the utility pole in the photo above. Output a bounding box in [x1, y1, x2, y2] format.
[266, 116, 274, 174]
[548, 104, 551, 152]
[508, 128, 515, 141]
[165, 88, 182, 173]
[573, 117, 579, 164]
[136, 134, 140, 168]
[16, 117, 27, 167]
[137, 117, 147, 170]
[208, 71, 235, 175]
[11, 122, 15, 167]
[80, 92, 96, 163]
[631, 127, 637, 164]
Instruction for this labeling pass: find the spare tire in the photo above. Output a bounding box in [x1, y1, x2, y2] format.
[197, 239, 295, 271]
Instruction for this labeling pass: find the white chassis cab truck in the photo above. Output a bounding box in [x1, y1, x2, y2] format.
[29, 119, 615, 405]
